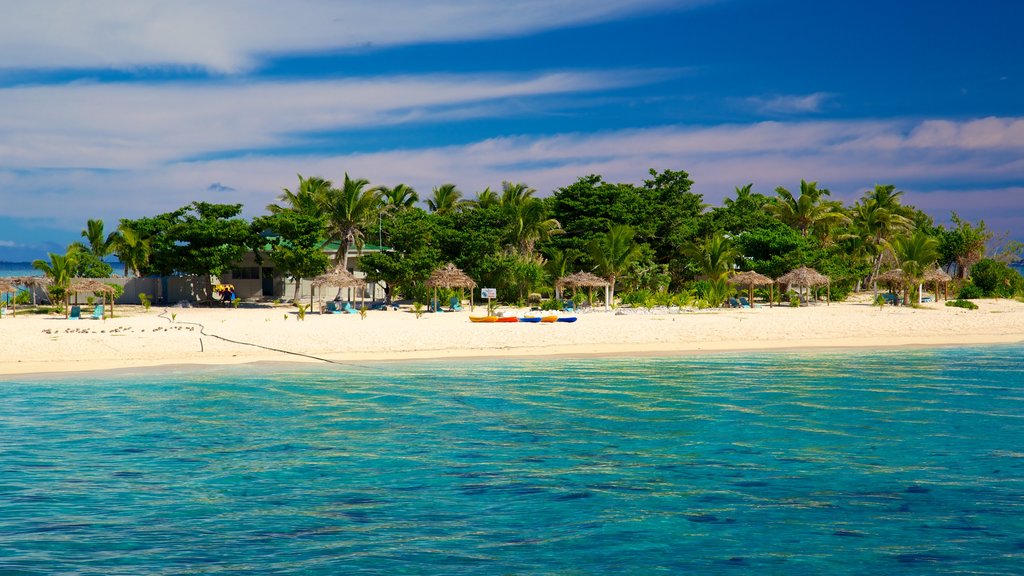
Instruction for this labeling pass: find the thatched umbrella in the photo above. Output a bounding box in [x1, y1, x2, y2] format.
[923, 267, 952, 301]
[425, 263, 477, 311]
[555, 271, 611, 309]
[12, 276, 50, 307]
[70, 278, 117, 319]
[727, 270, 775, 308]
[777, 266, 830, 306]
[0, 280, 14, 318]
[311, 266, 366, 312]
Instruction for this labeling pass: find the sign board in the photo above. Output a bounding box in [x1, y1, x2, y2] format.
[481, 288, 497, 299]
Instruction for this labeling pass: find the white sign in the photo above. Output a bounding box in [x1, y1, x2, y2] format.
[481, 288, 497, 299]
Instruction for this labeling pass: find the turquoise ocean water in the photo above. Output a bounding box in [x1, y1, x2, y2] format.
[1, 346, 1023, 574]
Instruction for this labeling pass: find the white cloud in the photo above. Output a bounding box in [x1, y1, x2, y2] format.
[0, 69, 666, 170]
[2, 117, 1022, 241]
[743, 93, 831, 115]
[0, 0, 707, 73]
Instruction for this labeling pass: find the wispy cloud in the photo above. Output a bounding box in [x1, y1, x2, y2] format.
[0, 0, 709, 73]
[2, 117, 1021, 238]
[743, 92, 832, 115]
[0, 69, 668, 170]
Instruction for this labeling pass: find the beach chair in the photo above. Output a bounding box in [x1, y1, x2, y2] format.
[728, 297, 742, 308]
[342, 302, 359, 314]
[882, 293, 899, 306]
[449, 296, 463, 312]
[90, 304, 104, 319]
[738, 297, 755, 308]
[562, 299, 576, 312]
[325, 301, 343, 314]
[69, 305, 82, 319]
[429, 299, 445, 313]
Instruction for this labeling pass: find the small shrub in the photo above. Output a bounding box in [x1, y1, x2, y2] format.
[359, 306, 367, 320]
[946, 299, 979, 310]
[874, 294, 886, 309]
[412, 302, 424, 319]
[540, 299, 562, 311]
[957, 282, 983, 300]
[296, 303, 308, 320]
[138, 292, 152, 312]
[170, 312, 177, 322]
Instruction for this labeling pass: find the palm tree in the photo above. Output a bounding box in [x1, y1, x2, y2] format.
[768, 180, 849, 239]
[683, 233, 738, 280]
[73, 219, 117, 258]
[507, 199, 562, 259]
[321, 173, 382, 271]
[463, 187, 499, 210]
[268, 174, 331, 216]
[32, 249, 78, 313]
[377, 183, 419, 210]
[589, 224, 641, 304]
[853, 184, 912, 284]
[893, 230, 940, 304]
[500, 181, 535, 207]
[723, 183, 754, 208]
[111, 224, 151, 277]
[427, 183, 462, 214]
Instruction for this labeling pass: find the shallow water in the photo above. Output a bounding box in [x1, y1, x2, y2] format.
[2, 346, 1023, 574]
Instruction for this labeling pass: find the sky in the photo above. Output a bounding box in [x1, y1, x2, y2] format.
[1, 0, 1022, 260]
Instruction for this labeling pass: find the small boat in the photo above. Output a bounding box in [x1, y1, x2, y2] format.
[469, 316, 499, 323]
[496, 316, 519, 323]
[556, 316, 577, 323]
[540, 315, 559, 323]
[519, 316, 542, 323]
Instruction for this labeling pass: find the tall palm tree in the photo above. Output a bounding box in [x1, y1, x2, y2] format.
[853, 184, 912, 284]
[321, 173, 382, 271]
[893, 230, 940, 305]
[768, 180, 849, 238]
[506, 199, 562, 259]
[723, 183, 754, 208]
[32, 249, 78, 313]
[268, 174, 331, 216]
[589, 224, 641, 304]
[500, 181, 535, 207]
[683, 233, 738, 280]
[463, 187, 499, 210]
[377, 183, 418, 210]
[427, 183, 462, 214]
[111, 224, 151, 277]
[73, 219, 117, 258]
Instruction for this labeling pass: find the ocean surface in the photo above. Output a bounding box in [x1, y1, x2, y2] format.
[1, 347, 1023, 574]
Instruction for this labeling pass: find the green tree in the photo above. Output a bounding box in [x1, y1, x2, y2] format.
[683, 233, 738, 280]
[463, 187, 499, 210]
[268, 174, 331, 216]
[427, 183, 462, 214]
[893, 230, 940, 304]
[588, 224, 642, 303]
[321, 173, 382, 271]
[937, 213, 991, 279]
[32, 249, 77, 311]
[768, 180, 849, 239]
[360, 208, 443, 303]
[254, 211, 330, 301]
[73, 218, 118, 258]
[377, 183, 419, 210]
[110, 223, 151, 277]
[851, 184, 912, 283]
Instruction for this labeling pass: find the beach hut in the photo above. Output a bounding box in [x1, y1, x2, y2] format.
[425, 263, 477, 311]
[0, 280, 14, 318]
[70, 279, 117, 319]
[777, 266, 830, 306]
[555, 271, 611, 310]
[12, 276, 50, 307]
[923, 267, 952, 302]
[727, 270, 775, 308]
[311, 267, 366, 313]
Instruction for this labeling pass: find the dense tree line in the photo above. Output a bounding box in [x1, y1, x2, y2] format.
[33, 168, 1024, 307]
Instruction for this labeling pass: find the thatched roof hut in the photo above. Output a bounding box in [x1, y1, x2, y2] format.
[728, 270, 775, 308]
[555, 271, 611, 310]
[69, 278, 117, 319]
[923, 267, 953, 301]
[777, 266, 830, 305]
[0, 280, 14, 318]
[875, 268, 905, 285]
[7, 276, 52, 312]
[425, 263, 477, 289]
[425, 263, 476, 311]
[311, 267, 366, 312]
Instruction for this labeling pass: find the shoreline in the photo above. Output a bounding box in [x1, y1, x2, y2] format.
[3, 297, 1023, 378]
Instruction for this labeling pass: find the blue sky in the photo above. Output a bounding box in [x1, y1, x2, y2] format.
[1, 0, 1022, 260]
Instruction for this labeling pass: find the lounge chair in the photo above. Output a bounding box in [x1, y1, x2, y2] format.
[69, 305, 82, 319]
[449, 296, 463, 312]
[325, 301, 343, 314]
[342, 302, 359, 314]
[882, 293, 899, 305]
[728, 297, 742, 308]
[429, 299, 445, 313]
[562, 299, 576, 312]
[738, 297, 756, 308]
[90, 304, 104, 319]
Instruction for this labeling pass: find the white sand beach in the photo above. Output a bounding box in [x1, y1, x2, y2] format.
[2, 297, 1023, 376]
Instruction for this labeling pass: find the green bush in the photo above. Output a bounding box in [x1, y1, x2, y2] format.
[970, 258, 1024, 297]
[945, 299, 979, 310]
[957, 282, 983, 300]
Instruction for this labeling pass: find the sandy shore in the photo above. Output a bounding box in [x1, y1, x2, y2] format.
[2, 296, 1023, 376]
